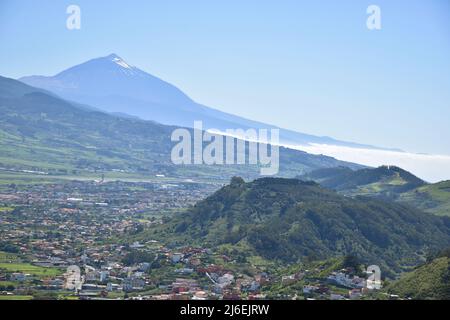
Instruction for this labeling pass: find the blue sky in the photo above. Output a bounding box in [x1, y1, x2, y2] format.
[1, 0, 449, 155]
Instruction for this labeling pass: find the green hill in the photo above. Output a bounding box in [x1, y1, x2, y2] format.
[0, 76, 361, 182]
[398, 181, 450, 217]
[299, 165, 425, 195]
[149, 177, 450, 275]
[387, 251, 450, 299]
[299, 166, 450, 216]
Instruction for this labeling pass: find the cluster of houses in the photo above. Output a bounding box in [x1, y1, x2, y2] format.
[327, 271, 366, 289]
[274, 266, 382, 301]
[298, 269, 378, 300]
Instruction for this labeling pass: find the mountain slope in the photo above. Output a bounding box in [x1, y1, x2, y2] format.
[150, 177, 450, 275]
[19, 54, 385, 150]
[398, 181, 450, 216]
[387, 252, 450, 299]
[299, 166, 425, 194]
[299, 166, 450, 216]
[0, 76, 361, 181]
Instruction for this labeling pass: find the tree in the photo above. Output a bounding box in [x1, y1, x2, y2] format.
[230, 176, 245, 186]
[343, 254, 360, 273]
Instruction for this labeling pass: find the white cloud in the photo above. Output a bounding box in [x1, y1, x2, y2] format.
[208, 128, 450, 183]
[288, 144, 450, 183]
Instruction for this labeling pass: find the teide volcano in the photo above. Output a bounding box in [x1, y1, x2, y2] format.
[20, 54, 385, 150]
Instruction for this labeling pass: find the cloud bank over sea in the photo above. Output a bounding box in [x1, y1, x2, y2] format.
[289, 144, 450, 183]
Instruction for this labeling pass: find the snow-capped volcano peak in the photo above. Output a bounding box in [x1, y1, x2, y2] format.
[107, 54, 133, 69]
